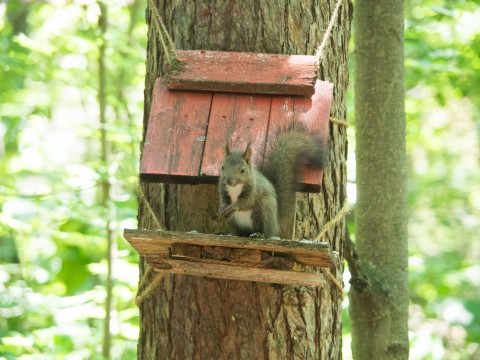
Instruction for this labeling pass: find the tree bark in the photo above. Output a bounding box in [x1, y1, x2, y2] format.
[350, 0, 409, 359]
[138, 1, 351, 359]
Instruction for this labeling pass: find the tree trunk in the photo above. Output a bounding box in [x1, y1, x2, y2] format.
[349, 0, 409, 359]
[138, 1, 351, 359]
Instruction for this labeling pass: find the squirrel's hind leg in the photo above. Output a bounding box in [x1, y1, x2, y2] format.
[258, 204, 280, 239]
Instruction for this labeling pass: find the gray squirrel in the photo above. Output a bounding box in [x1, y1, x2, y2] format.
[218, 125, 326, 238]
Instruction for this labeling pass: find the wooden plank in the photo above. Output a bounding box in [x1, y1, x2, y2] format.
[140, 78, 212, 183]
[148, 258, 323, 286]
[200, 93, 271, 178]
[295, 80, 333, 191]
[267, 80, 332, 192]
[167, 50, 318, 96]
[124, 229, 335, 268]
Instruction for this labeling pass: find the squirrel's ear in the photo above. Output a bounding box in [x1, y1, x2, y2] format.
[243, 143, 252, 163]
[225, 143, 231, 156]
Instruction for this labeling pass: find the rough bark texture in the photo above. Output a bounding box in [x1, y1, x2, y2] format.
[350, 0, 409, 359]
[137, 1, 351, 359]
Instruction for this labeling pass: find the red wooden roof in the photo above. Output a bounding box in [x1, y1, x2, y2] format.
[141, 78, 333, 192]
[167, 50, 318, 96]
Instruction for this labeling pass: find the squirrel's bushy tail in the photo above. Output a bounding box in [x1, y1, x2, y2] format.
[259, 124, 327, 226]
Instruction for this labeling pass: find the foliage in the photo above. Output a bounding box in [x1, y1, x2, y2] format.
[1, 0, 479, 359]
[405, 0, 480, 357]
[0, 1, 145, 358]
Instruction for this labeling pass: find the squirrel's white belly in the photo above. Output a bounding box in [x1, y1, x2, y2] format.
[232, 210, 253, 229]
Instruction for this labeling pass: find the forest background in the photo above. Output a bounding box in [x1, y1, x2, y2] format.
[0, 1, 479, 359]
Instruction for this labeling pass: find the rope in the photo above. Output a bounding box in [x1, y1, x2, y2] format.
[315, 197, 350, 241]
[316, 2, 347, 299]
[320, 268, 344, 298]
[313, 197, 349, 297]
[135, 272, 165, 307]
[148, 0, 178, 65]
[148, 0, 343, 68]
[135, 184, 164, 307]
[137, 265, 153, 291]
[315, 0, 344, 62]
[319, 1, 348, 131]
[138, 183, 162, 230]
[329, 116, 349, 127]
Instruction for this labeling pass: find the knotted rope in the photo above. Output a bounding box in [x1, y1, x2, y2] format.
[136, 268, 164, 307]
[312, 197, 350, 297]
[135, 184, 164, 305]
[315, 197, 350, 242]
[138, 183, 162, 230]
[148, 0, 345, 70]
[321, 268, 344, 298]
[148, 0, 177, 65]
[315, 0, 345, 62]
[330, 116, 349, 127]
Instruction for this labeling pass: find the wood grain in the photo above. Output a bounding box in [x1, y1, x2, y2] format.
[268, 80, 332, 192]
[167, 50, 318, 96]
[200, 93, 271, 178]
[149, 258, 323, 286]
[140, 78, 212, 183]
[295, 80, 333, 190]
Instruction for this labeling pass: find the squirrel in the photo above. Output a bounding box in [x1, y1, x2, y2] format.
[218, 124, 326, 238]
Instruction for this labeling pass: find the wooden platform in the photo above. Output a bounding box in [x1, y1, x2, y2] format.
[141, 78, 333, 192]
[124, 229, 337, 286]
[167, 50, 318, 96]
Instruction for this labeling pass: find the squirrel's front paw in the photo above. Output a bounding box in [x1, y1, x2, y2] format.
[219, 204, 235, 218]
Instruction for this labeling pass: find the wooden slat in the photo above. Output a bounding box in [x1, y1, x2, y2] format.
[167, 50, 318, 96]
[124, 229, 335, 268]
[140, 78, 212, 183]
[148, 258, 324, 286]
[200, 93, 271, 178]
[295, 80, 333, 190]
[268, 80, 332, 192]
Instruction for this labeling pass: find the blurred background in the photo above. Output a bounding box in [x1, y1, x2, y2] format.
[0, 1, 479, 359]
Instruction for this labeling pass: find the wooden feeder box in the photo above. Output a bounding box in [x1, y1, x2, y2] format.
[126, 50, 336, 285]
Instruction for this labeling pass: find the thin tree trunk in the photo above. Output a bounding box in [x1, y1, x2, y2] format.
[138, 1, 351, 358]
[349, 0, 409, 358]
[98, 3, 116, 358]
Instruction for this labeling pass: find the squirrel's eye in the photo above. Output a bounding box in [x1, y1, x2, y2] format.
[221, 166, 224, 171]
[240, 167, 246, 174]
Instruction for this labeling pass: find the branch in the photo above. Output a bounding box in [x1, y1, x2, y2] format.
[344, 225, 370, 291]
